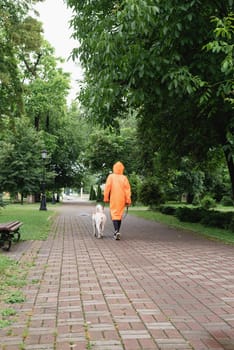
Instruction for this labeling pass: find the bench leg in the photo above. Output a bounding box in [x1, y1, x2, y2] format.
[1, 239, 12, 251]
[13, 230, 21, 242]
[0, 233, 12, 251]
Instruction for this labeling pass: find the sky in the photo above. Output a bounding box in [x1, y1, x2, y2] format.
[35, 0, 83, 102]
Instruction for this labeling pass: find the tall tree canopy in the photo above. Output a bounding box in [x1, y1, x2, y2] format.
[67, 0, 234, 195]
[0, 0, 83, 197]
[0, 0, 43, 118]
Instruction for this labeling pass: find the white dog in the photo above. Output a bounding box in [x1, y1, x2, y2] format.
[92, 204, 107, 239]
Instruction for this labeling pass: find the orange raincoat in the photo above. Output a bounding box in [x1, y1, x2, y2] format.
[104, 161, 131, 220]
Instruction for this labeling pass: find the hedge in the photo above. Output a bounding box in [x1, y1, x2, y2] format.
[159, 205, 234, 232]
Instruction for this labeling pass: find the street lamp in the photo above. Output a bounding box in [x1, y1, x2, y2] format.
[40, 149, 47, 211]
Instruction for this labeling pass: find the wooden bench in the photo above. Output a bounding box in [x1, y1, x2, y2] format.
[0, 221, 23, 251]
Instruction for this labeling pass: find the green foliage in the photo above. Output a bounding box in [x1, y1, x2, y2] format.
[4, 290, 25, 304]
[85, 125, 140, 182]
[201, 195, 216, 209]
[174, 205, 234, 231]
[0, 251, 32, 328]
[130, 207, 234, 244]
[0, 117, 45, 199]
[0, 0, 31, 118]
[68, 0, 234, 198]
[173, 158, 205, 202]
[0, 203, 55, 241]
[220, 195, 233, 206]
[201, 210, 233, 230]
[128, 172, 141, 205]
[138, 177, 165, 208]
[159, 205, 177, 215]
[0, 1, 78, 198]
[175, 207, 206, 223]
[203, 13, 234, 104]
[89, 185, 96, 200]
[96, 184, 103, 202]
[228, 216, 234, 232]
[0, 308, 16, 328]
[0, 193, 6, 209]
[0, 319, 12, 328]
[0, 256, 16, 276]
[1, 308, 17, 317]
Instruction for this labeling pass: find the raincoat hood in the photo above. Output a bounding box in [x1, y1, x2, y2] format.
[113, 161, 124, 175]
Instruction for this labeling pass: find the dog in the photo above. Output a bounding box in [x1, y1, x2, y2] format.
[92, 204, 107, 239]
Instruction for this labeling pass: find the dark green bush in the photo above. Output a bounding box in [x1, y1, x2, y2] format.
[159, 205, 177, 215]
[175, 207, 206, 223]
[228, 216, 234, 232]
[201, 211, 233, 229]
[0, 193, 6, 209]
[129, 173, 141, 206]
[96, 184, 103, 202]
[89, 185, 96, 200]
[201, 195, 216, 209]
[138, 177, 165, 208]
[220, 195, 233, 206]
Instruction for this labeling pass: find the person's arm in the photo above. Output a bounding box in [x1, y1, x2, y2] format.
[124, 177, 131, 205]
[103, 175, 112, 202]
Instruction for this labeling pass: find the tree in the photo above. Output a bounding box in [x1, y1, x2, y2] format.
[139, 177, 165, 208]
[24, 42, 70, 132]
[173, 158, 205, 204]
[67, 0, 234, 196]
[0, 1, 44, 120]
[0, 117, 46, 203]
[85, 125, 140, 183]
[96, 184, 103, 202]
[49, 104, 88, 191]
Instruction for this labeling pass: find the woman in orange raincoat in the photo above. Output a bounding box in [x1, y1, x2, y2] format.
[104, 161, 131, 240]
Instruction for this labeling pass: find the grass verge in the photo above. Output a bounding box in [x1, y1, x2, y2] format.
[0, 203, 57, 328]
[129, 207, 234, 245]
[0, 203, 57, 240]
[0, 255, 28, 328]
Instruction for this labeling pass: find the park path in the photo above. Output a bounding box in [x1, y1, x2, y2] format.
[0, 200, 234, 350]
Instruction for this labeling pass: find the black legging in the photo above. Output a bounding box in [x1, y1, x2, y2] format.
[113, 220, 121, 232]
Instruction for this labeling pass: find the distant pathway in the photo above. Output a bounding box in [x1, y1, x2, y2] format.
[0, 201, 234, 350]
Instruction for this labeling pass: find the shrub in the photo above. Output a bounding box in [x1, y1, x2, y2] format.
[175, 207, 206, 223]
[96, 184, 103, 202]
[89, 185, 96, 200]
[0, 193, 7, 209]
[201, 211, 233, 229]
[138, 177, 165, 208]
[228, 216, 234, 232]
[220, 195, 233, 206]
[201, 195, 216, 209]
[159, 205, 177, 215]
[129, 173, 141, 205]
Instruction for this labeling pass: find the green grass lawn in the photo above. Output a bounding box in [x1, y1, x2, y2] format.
[0, 203, 58, 328]
[0, 203, 57, 241]
[129, 207, 234, 245]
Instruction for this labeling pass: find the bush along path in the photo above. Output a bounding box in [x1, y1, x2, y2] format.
[0, 201, 234, 350]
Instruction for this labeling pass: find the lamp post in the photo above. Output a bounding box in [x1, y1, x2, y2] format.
[40, 150, 47, 211]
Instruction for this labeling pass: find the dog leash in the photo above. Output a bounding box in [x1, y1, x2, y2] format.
[103, 202, 129, 220]
[122, 205, 129, 220]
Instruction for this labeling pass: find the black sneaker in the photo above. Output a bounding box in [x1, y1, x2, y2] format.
[114, 231, 120, 240]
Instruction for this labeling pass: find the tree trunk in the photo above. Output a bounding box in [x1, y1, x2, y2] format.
[224, 148, 234, 200]
[34, 114, 40, 131]
[46, 113, 50, 131]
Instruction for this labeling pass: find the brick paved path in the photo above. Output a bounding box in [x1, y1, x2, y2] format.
[1, 201, 234, 350]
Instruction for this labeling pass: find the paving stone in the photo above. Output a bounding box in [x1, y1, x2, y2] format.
[1, 201, 234, 350]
